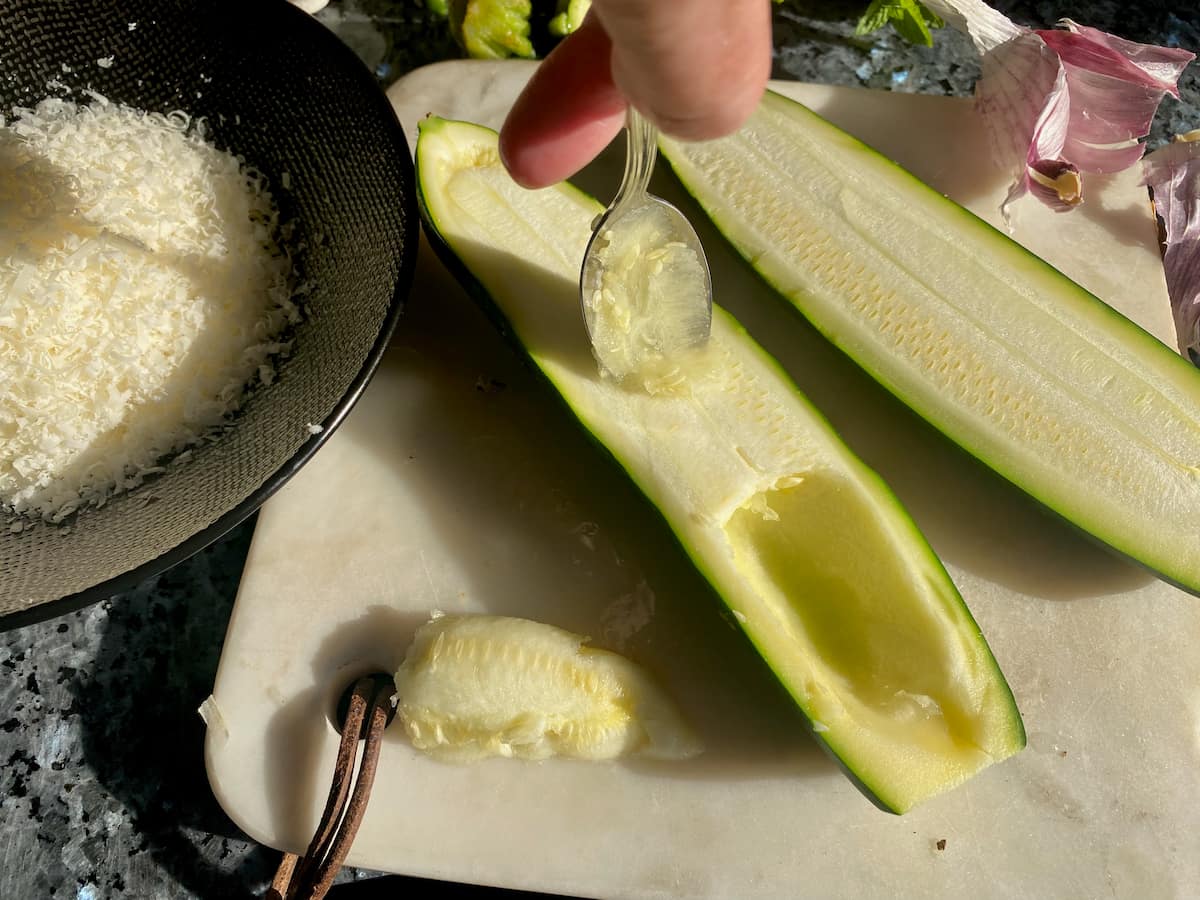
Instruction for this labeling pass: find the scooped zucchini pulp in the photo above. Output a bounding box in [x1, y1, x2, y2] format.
[660, 89, 1200, 594]
[415, 117, 1024, 813]
[395, 613, 705, 763]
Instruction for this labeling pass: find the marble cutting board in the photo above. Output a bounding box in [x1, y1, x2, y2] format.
[204, 61, 1200, 899]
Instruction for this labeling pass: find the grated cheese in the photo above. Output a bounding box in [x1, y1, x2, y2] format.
[0, 94, 296, 521]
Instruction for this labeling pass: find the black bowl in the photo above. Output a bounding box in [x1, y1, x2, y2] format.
[0, 0, 417, 628]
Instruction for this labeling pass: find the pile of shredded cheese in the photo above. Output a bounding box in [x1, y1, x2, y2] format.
[0, 93, 296, 522]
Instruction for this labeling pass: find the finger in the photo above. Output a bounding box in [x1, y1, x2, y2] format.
[593, 0, 772, 139]
[499, 15, 627, 189]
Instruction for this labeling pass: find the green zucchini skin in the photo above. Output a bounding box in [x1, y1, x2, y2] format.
[415, 117, 1025, 813]
[659, 89, 1200, 596]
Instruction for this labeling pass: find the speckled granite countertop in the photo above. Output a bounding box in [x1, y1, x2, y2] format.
[3, 2, 1198, 898]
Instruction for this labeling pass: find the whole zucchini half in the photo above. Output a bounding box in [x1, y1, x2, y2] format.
[415, 117, 1024, 813]
[660, 89, 1200, 594]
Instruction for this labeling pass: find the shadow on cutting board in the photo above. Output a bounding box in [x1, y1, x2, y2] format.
[261, 604, 433, 848]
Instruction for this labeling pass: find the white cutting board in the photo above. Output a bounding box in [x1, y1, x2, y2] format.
[205, 61, 1200, 899]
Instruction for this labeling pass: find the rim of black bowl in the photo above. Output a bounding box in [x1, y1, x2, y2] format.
[0, 5, 418, 633]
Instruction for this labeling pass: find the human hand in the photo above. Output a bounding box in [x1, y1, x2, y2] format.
[498, 0, 773, 189]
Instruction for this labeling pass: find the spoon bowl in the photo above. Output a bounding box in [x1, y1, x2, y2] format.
[580, 109, 712, 385]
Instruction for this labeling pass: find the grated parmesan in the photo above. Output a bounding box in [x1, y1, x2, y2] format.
[0, 93, 296, 521]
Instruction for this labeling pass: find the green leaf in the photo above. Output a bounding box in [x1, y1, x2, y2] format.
[891, 7, 934, 45]
[855, 0, 944, 46]
[855, 0, 893, 36]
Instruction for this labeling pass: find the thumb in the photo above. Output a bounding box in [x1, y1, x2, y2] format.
[593, 0, 772, 140]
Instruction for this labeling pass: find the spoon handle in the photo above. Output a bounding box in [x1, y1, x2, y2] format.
[611, 106, 658, 220]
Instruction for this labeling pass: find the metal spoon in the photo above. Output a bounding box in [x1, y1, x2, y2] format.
[579, 107, 712, 383]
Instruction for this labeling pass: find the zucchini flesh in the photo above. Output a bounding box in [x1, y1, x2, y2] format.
[394, 613, 705, 762]
[659, 90, 1200, 593]
[415, 117, 1024, 813]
